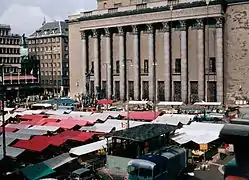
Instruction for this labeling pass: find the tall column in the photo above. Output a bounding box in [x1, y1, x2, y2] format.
[196, 19, 205, 101]
[147, 24, 155, 101]
[132, 25, 140, 100]
[162, 22, 171, 101]
[180, 20, 188, 103]
[215, 17, 224, 103]
[92, 29, 100, 96]
[104, 28, 112, 99]
[81, 31, 87, 94]
[118, 27, 125, 101]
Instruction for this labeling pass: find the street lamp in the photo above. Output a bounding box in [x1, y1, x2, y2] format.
[103, 63, 111, 99]
[205, 0, 210, 102]
[0, 64, 6, 159]
[122, 59, 132, 129]
[152, 61, 158, 120]
[170, 3, 174, 101]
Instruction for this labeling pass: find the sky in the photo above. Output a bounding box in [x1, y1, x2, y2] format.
[0, 0, 96, 35]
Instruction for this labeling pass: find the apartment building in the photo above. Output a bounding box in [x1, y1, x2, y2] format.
[68, 0, 249, 103]
[28, 21, 69, 96]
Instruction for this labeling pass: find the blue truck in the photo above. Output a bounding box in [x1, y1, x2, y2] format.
[127, 146, 189, 180]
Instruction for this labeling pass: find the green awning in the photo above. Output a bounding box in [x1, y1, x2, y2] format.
[21, 162, 55, 180]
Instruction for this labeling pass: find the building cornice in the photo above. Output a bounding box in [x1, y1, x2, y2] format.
[27, 34, 68, 40]
[68, 0, 223, 23]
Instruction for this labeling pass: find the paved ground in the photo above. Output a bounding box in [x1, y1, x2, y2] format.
[188, 154, 234, 180]
[189, 165, 223, 180]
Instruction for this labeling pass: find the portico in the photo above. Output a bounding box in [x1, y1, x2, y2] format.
[69, 1, 224, 103]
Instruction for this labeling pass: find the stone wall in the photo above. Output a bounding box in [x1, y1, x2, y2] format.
[225, 3, 249, 103]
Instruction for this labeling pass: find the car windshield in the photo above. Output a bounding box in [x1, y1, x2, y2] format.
[138, 168, 152, 178]
[127, 165, 138, 176]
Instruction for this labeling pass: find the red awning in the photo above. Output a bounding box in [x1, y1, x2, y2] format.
[97, 99, 114, 105]
[49, 130, 95, 146]
[19, 115, 46, 121]
[4, 75, 37, 81]
[226, 176, 247, 180]
[0, 127, 17, 133]
[12, 136, 50, 152]
[45, 120, 89, 129]
[122, 111, 160, 121]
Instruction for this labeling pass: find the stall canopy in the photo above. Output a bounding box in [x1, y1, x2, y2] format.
[171, 122, 224, 144]
[80, 119, 148, 133]
[42, 153, 76, 169]
[70, 139, 107, 156]
[157, 101, 183, 106]
[97, 99, 114, 105]
[108, 124, 176, 142]
[46, 98, 77, 105]
[21, 163, 55, 180]
[153, 114, 195, 126]
[127, 100, 149, 105]
[194, 102, 222, 106]
[122, 111, 161, 121]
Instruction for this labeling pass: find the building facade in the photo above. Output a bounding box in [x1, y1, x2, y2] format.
[68, 0, 249, 103]
[28, 21, 70, 97]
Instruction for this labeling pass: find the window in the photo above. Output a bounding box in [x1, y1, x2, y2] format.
[190, 81, 198, 103]
[173, 81, 181, 101]
[115, 81, 120, 99]
[209, 57, 216, 73]
[91, 61, 94, 73]
[144, 59, 149, 73]
[142, 81, 149, 100]
[116, 61, 120, 74]
[158, 81, 165, 101]
[128, 81, 134, 100]
[175, 58, 181, 73]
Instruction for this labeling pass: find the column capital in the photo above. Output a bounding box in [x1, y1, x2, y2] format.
[92, 29, 98, 38]
[215, 17, 223, 28]
[196, 19, 204, 29]
[81, 31, 86, 40]
[179, 20, 186, 30]
[161, 22, 170, 32]
[132, 25, 138, 35]
[146, 24, 154, 34]
[117, 26, 124, 36]
[104, 28, 110, 37]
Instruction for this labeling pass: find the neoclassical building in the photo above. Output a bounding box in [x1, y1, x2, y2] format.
[68, 0, 249, 103]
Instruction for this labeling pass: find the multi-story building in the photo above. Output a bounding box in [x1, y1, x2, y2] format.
[68, 0, 249, 104]
[28, 21, 70, 97]
[0, 24, 40, 100]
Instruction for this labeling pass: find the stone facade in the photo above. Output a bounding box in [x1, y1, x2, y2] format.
[68, 0, 249, 103]
[225, 3, 249, 103]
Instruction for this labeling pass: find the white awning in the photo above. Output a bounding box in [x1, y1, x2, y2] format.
[171, 122, 224, 145]
[127, 101, 149, 105]
[153, 114, 194, 126]
[194, 102, 222, 106]
[69, 111, 92, 116]
[43, 153, 76, 170]
[157, 101, 183, 106]
[70, 140, 107, 156]
[28, 125, 60, 132]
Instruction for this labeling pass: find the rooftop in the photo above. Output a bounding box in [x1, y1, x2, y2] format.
[107, 124, 176, 142]
[29, 21, 68, 39]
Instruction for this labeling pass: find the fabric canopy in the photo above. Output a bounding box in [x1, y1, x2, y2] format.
[97, 99, 114, 105]
[21, 163, 55, 180]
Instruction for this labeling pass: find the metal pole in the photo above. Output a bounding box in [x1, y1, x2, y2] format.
[170, 4, 173, 101]
[153, 62, 157, 120]
[206, 0, 210, 102]
[51, 40, 54, 97]
[1, 65, 6, 158]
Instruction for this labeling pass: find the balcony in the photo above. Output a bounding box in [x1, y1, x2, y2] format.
[172, 68, 181, 75]
[205, 68, 216, 75]
[140, 68, 148, 76]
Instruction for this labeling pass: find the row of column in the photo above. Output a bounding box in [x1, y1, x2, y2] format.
[81, 17, 224, 103]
